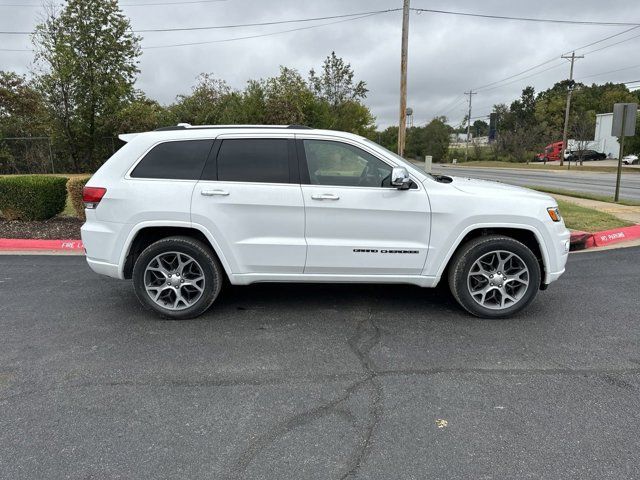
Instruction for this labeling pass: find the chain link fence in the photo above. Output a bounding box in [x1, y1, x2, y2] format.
[0, 136, 123, 175]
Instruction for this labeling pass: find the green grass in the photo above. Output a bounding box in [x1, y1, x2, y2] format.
[527, 185, 640, 207]
[556, 199, 634, 232]
[449, 160, 640, 173]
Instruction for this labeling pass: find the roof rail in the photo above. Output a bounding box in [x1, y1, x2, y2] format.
[154, 124, 314, 132]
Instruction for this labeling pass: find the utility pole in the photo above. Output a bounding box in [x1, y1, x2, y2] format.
[560, 51, 583, 167]
[464, 90, 476, 162]
[397, 0, 410, 157]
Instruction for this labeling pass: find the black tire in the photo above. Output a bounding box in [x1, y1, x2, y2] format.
[132, 236, 223, 319]
[448, 235, 541, 319]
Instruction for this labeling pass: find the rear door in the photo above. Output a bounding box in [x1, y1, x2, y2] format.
[297, 136, 430, 275]
[191, 134, 306, 274]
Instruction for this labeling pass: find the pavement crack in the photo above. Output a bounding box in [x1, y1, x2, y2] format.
[340, 309, 383, 479]
[227, 305, 385, 480]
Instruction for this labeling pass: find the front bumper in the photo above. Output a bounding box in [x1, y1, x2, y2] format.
[544, 226, 570, 285]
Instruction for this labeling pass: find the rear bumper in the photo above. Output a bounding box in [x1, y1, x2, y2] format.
[86, 258, 121, 279]
[81, 212, 129, 279]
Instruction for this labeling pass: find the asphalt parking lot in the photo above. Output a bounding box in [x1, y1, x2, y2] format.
[1, 248, 640, 479]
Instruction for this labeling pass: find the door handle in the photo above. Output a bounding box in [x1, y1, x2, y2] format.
[201, 189, 230, 197]
[311, 193, 340, 201]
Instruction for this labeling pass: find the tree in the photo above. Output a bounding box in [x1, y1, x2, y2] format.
[570, 109, 596, 166]
[0, 71, 48, 136]
[376, 126, 398, 152]
[110, 93, 176, 134]
[171, 74, 233, 125]
[407, 118, 450, 162]
[308, 51, 368, 107]
[262, 67, 315, 125]
[33, 0, 141, 171]
[0, 71, 50, 173]
[472, 120, 489, 137]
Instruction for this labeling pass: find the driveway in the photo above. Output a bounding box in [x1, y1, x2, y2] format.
[1, 249, 639, 479]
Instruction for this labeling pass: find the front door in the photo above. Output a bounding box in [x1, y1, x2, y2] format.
[298, 138, 430, 275]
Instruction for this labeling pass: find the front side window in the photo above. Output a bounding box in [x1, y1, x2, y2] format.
[131, 140, 213, 180]
[217, 139, 289, 183]
[302, 140, 392, 188]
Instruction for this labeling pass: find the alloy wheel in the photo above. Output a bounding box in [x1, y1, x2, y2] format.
[144, 252, 205, 311]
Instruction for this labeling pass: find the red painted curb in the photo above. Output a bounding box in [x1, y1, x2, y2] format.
[0, 238, 84, 251]
[592, 224, 640, 247]
[569, 231, 595, 251]
[570, 224, 640, 250]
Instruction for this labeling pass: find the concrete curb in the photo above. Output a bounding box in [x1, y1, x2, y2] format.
[570, 225, 640, 251]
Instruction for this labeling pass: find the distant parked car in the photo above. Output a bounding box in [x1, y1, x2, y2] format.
[565, 150, 607, 162]
[622, 154, 639, 165]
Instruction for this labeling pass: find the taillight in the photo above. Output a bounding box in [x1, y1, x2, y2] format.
[83, 187, 107, 209]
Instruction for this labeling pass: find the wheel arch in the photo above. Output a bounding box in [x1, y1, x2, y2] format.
[120, 222, 233, 280]
[436, 225, 549, 288]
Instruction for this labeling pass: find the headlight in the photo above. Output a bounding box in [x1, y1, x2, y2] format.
[547, 206, 562, 222]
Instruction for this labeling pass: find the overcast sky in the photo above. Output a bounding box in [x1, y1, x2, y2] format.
[2, 0, 640, 128]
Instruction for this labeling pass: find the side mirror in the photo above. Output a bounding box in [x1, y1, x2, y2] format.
[391, 167, 412, 190]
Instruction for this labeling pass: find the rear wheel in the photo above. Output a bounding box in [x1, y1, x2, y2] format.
[448, 235, 541, 318]
[132, 236, 223, 319]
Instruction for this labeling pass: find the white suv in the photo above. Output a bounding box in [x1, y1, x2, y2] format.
[81, 125, 570, 319]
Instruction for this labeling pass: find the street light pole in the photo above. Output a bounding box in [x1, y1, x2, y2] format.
[397, 0, 410, 157]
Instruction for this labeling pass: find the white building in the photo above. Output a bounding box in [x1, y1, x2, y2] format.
[594, 113, 621, 159]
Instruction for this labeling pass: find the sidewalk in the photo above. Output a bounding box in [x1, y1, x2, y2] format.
[551, 194, 640, 224]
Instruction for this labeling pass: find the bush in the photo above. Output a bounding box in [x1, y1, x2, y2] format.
[0, 175, 68, 220]
[67, 176, 91, 221]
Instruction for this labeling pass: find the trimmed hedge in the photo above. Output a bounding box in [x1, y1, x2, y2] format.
[67, 176, 91, 221]
[0, 175, 68, 221]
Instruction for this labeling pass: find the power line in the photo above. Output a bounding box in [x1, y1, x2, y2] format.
[410, 8, 640, 27]
[0, 8, 401, 35]
[471, 26, 640, 93]
[0, 9, 398, 52]
[477, 61, 566, 93]
[578, 63, 640, 81]
[0, 0, 227, 6]
[581, 30, 640, 55]
[568, 25, 640, 52]
[435, 95, 465, 118]
[143, 12, 390, 49]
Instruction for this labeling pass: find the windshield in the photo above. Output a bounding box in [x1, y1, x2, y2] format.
[360, 138, 435, 179]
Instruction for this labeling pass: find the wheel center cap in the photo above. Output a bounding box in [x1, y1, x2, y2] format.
[169, 274, 181, 287]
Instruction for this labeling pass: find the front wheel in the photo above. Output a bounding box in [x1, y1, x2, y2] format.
[448, 235, 541, 318]
[132, 236, 223, 319]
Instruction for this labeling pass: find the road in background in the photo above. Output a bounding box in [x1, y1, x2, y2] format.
[1, 249, 640, 479]
[431, 164, 640, 201]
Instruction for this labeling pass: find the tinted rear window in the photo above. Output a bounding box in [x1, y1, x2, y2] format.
[131, 140, 213, 180]
[216, 139, 289, 183]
